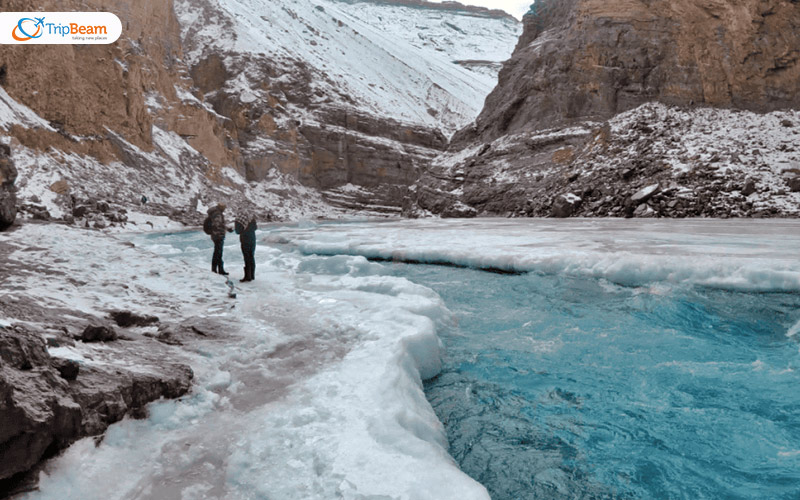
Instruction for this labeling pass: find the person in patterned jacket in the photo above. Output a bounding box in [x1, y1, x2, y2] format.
[235, 208, 258, 282]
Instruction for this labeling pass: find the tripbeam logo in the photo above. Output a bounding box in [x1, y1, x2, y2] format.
[12, 17, 45, 41]
[0, 12, 122, 44]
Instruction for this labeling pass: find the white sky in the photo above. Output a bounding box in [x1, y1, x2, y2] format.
[429, 0, 533, 20]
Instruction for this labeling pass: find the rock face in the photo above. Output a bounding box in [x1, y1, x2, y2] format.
[456, 0, 800, 146]
[407, 0, 800, 219]
[0, 325, 193, 485]
[0, 327, 81, 481]
[0, 143, 17, 230]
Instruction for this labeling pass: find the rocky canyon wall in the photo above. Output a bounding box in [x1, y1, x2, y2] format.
[408, 0, 800, 219]
[456, 0, 800, 146]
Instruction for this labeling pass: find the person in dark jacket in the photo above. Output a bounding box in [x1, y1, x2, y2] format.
[204, 203, 229, 275]
[235, 209, 257, 282]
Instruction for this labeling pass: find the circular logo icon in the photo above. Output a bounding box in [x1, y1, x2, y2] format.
[12, 18, 44, 41]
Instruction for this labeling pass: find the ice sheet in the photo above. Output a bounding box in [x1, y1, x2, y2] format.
[272, 218, 800, 292]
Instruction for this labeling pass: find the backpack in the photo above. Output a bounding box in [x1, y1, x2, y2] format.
[203, 215, 213, 235]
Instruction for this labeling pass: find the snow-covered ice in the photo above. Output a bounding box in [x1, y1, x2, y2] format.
[272, 218, 800, 293]
[6, 224, 487, 500]
[7, 218, 800, 499]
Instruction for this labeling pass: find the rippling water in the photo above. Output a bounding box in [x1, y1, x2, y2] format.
[393, 265, 800, 499]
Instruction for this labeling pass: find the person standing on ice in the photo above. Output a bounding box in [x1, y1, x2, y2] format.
[235, 208, 257, 282]
[204, 203, 229, 275]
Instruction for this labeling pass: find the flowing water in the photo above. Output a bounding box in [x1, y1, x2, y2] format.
[393, 265, 800, 499]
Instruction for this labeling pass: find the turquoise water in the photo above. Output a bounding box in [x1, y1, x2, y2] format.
[390, 264, 800, 499]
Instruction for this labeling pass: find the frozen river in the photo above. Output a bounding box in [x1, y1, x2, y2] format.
[19, 219, 800, 499]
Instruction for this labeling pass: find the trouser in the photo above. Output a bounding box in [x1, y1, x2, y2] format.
[212, 239, 225, 274]
[242, 242, 256, 281]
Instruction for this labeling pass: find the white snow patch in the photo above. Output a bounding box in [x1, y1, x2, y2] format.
[174, 0, 520, 135]
[0, 87, 56, 131]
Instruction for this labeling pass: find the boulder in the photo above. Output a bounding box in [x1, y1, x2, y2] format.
[109, 310, 160, 328]
[0, 327, 82, 481]
[48, 180, 70, 195]
[72, 205, 90, 218]
[633, 203, 656, 218]
[742, 179, 757, 196]
[552, 193, 582, 218]
[0, 324, 194, 485]
[51, 358, 80, 381]
[631, 183, 661, 204]
[0, 143, 18, 231]
[786, 176, 800, 193]
[79, 325, 118, 342]
[440, 201, 478, 218]
[70, 363, 193, 436]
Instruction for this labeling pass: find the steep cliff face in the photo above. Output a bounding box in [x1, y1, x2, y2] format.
[459, 0, 800, 145]
[0, 0, 278, 223]
[0, 0, 520, 222]
[408, 0, 800, 219]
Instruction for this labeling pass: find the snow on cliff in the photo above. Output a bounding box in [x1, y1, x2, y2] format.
[175, 0, 521, 135]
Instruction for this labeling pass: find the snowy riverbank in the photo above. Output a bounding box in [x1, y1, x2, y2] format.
[2, 222, 487, 499]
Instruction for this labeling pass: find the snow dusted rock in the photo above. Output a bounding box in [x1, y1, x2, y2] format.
[552, 193, 582, 218]
[788, 177, 800, 193]
[631, 184, 660, 205]
[407, 0, 800, 219]
[0, 323, 194, 486]
[70, 361, 193, 437]
[0, 143, 17, 231]
[408, 104, 800, 218]
[0, 326, 82, 482]
[633, 203, 656, 218]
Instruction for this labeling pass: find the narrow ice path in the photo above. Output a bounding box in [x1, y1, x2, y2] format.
[13, 227, 488, 500]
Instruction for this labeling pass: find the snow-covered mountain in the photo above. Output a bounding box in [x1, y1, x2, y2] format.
[0, 0, 521, 226]
[177, 0, 519, 134]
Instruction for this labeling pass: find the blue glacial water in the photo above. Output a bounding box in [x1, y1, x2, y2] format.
[388, 264, 800, 500]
